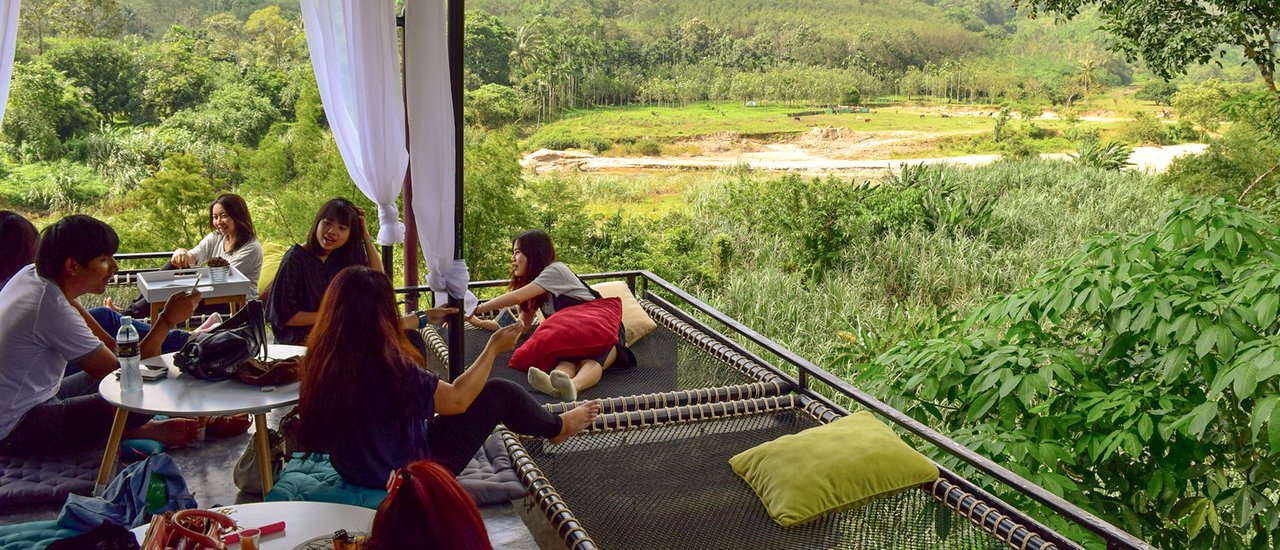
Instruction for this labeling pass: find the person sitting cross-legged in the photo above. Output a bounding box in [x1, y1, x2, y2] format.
[0, 215, 202, 456]
[297, 266, 602, 489]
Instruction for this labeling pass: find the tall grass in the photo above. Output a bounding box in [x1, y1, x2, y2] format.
[682, 159, 1176, 380]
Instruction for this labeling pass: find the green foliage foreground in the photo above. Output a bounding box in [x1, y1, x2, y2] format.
[875, 198, 1280, 548]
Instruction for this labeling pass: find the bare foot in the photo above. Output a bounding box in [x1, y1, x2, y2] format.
[102, 297, 121, 312]
[192, 313, 223, 334]
[551, 400, 602, 444]
[126, 418, 200, 448]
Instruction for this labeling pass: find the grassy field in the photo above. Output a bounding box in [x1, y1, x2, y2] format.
[526, 95, 1175, 159]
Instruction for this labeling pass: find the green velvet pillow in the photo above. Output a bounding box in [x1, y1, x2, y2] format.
[729, 410, 940, 527]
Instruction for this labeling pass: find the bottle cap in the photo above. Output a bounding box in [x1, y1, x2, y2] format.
[120, 316, 133, 325]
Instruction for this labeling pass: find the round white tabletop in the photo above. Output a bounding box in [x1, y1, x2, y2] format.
[130, 501, 375, 548]
[98, 344, 305, 416]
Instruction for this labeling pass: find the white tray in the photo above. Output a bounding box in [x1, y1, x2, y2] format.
[137, 266, 255, 303]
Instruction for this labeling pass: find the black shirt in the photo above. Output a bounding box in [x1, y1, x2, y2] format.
[265, 245, 359, 345]
[329, 368, 438, 488]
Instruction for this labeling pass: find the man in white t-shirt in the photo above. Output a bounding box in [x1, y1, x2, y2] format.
[0, 215, 202, 455]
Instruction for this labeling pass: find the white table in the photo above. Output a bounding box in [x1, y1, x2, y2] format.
[130, 501, 375, 548]
[96, 344, 305, 496]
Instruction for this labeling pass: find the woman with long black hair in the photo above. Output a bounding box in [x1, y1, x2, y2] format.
[297, 266, 601, 488]
[265, 197, 384, 345]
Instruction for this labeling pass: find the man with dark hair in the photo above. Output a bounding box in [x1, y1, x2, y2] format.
[0, 215, 203, 455]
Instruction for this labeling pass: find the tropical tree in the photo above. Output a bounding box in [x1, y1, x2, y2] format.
[1, 61, 98, 160]
[465, 11, 514, 86]
[43, 38, 141, 121]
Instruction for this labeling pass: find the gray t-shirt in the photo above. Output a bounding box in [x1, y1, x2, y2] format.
[189, 232, 263, 298]
[532, 262, 595, 317]
[0, 265, 104, 440]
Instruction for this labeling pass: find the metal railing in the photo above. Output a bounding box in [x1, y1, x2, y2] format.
[395, 269, 1153, 550]
[106, 256, 1151, 549]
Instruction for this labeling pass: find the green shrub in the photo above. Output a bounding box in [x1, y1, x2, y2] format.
[1071, 140, 1133, 171]
[1120, 111, 1171, 145]
[1001, 135, 1038, 159]
[627, 138, 661, 156]
[875, 198, 1280, 548]
[1064, 125, 1100, 146]
[1160, 122, 1280, 200]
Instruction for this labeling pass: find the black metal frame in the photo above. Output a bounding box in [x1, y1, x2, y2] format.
[105, 256, 1150, 549]
[397, 269, 1153, 550]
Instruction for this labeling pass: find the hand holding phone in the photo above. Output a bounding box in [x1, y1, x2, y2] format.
[496, 308, 518, 328]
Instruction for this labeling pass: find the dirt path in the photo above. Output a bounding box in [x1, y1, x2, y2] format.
[523, 140, 1209, 179]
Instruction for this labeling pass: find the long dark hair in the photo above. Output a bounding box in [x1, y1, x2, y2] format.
[298, 266, 424, 452]
[0, 211, 38, 284]
[303, 198, 366, 265]
[510, 229, 556, 313]
[211, 194, 256, 251]
[367, 460, 492, 550]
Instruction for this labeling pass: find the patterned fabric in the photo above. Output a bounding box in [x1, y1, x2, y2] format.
[0, 520, 78, 550]
[0, 450, 98, 508]
[267, 433, 523, 508]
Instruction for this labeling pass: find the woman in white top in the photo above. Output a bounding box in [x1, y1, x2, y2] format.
[169, 193, 264, 296]
[108, 194, 263, 318]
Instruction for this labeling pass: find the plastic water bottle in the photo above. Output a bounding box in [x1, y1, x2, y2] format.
[118, 316, 142, 393]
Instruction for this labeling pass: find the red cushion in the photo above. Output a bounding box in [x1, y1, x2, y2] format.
[509, 298, 622, 373]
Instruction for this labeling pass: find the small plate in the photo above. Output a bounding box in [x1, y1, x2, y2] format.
[293, 531, 370, 550]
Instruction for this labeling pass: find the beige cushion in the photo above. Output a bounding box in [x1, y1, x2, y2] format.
[590, 281, 657, 347]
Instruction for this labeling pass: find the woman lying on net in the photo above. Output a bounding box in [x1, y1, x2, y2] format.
[471, 229, 634, 401]
[296, 266, 602, 488]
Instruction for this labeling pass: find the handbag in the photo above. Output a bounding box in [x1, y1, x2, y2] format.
[233, 407, 302, 495]
[175, 301, 268, 381]
[140, 509, 237, 550]
[235, 356, 301, 386]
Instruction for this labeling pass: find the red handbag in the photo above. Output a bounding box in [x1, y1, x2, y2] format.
[140, 509, 237, 550]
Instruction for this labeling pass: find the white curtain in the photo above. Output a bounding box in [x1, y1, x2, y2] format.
[0, 0, 21, 127]
[405, 0, 474, 312]
[299, 0, 407, 246]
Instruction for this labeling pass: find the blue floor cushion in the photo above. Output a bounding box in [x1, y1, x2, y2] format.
[0, 520, 78, 550]
[265, 453, 387, 509]
[267, 433, 526, 507]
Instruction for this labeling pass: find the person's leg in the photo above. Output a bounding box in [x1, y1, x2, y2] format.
[0, 373, 152, 455]
[427, 379, 603, 473]
[427, 379, 563, 474]
[89, 306, 190, 353]
[527, 364, 565, 397]
[571, 358, 607, 391]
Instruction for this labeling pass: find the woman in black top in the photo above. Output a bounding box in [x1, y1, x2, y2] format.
[266, 198, 385, 345]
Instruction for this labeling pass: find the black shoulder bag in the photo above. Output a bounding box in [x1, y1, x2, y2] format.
[174, 300, 269, 381]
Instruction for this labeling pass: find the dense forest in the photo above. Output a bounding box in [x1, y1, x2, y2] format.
[2, 1, 1280, 549]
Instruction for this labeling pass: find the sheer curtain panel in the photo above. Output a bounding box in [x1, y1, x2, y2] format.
[299, 0, 408, 246]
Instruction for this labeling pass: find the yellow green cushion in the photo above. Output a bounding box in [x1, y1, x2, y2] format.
[258, 242, 288, 296]
[729, 410, 939, 527]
